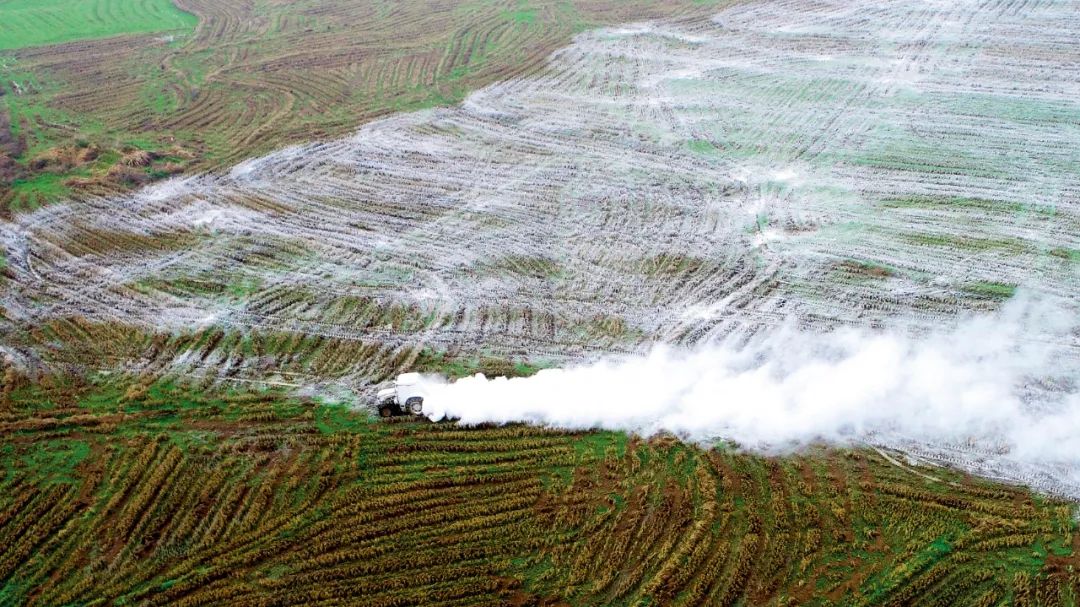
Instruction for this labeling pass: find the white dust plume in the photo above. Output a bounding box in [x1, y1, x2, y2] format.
[418, 295, 1080, 482]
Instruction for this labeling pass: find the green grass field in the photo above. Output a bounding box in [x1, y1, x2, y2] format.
[0, 0, 197, 50]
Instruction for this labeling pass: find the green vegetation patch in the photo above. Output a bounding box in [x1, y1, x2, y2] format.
[686, 138, 719, 154]
[881, 195, 1057, 217]
[1049, 247, 1080, 262]
[903, 232, 1026, 254]
[504, 7, 538, 25]
[315, 403, 377, 434]
[963, 281, 1017, 300]
[4, 439, 89, 485]
[0, 0, 198, 50]
[9, 172, 69, 205]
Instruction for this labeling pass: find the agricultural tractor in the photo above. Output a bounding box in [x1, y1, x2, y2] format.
[376, 372, 425, 417]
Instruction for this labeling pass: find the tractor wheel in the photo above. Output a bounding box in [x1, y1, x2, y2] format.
[379, 405, 393, 418]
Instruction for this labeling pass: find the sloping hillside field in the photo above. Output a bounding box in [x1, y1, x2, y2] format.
[2, 0, 1080, 602]
[3, 0, 1079, 488]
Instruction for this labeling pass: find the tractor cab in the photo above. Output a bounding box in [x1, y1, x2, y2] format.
[376, 372, 425, 417]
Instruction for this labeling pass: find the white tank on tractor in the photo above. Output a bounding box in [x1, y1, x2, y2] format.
[375, 372, 425, 417]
